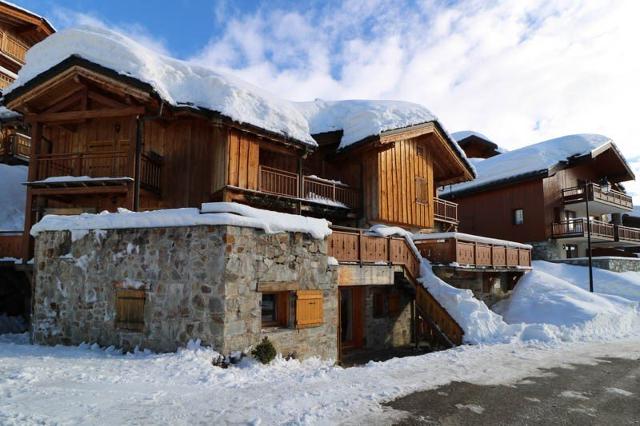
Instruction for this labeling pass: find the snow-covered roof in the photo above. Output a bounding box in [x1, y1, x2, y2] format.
[0, 105, 20, 121]
[1, 1, 55, 32]
[5, 26, 455, 153]
[443, 134, 629, 196]
[451, 130, 491, 142]
[30, 202, 332, 240]
[0, 164, 27, 231]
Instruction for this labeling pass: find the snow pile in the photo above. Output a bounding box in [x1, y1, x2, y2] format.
[31, 176, 133, 184]
[444, 134, 616, 195]
[6, 26, 459, 152]
[533, 260, 640, 302]
[496, 269, 640, 342]
[0, 164, 27, 231]
[0, 314, 27, 334]
[30, 202, 332, 239]
[296, 99, 436, 150]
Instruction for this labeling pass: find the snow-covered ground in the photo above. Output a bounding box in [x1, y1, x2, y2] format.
[0, 333, 638, 425]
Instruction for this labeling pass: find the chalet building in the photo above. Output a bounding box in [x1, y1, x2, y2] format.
[0, 26, 533, 360]
[452, 131, 504, 159]
[442, 134, 638, 260]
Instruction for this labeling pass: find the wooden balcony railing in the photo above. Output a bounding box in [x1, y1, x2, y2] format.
[258, 165, 359, 208]
[0, 31, 28, 63]
[1, 133, 31, 162]
[616, 225, 640, 243]
[562, 183, 633, 211]
[33, 150, 163, 193]
[434, 198, 458, 224]
[0, 70, 13, 88]
[327, 226, 463, 345]
[414, 236, 532, 269]
[551, 218, 615, 240]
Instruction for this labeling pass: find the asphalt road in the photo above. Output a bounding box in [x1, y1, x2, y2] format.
[386, 356, 640, 425]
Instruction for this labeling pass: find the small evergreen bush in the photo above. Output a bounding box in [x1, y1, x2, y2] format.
[252, 337, 277, 364]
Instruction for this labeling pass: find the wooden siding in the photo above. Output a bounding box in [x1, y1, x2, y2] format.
[454, 179, 546, 242]
[375, 138, 434, 228]
[227, 128, 260, 191]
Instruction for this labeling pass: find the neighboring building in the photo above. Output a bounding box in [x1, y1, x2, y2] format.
[441, 134, 638, 260]
[1, 26, 533, 360]
[452, 131, 504, 159]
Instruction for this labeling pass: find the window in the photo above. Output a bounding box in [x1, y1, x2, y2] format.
[115, 288, 146, 331]
[565, 244, 578, 259]
[513, 208, 524, 225]
[416, 177, 429, 204]
[416, 145, 425, 158]
[373, 290, 385, 318]
[261, 292, 290, 328]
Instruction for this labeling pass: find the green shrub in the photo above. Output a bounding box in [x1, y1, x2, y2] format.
[252, 337, 277, 364]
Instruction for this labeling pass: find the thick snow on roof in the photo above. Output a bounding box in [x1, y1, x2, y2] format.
[443, 134, 614, 195]
[0, 105, 20, 121]
[2, 1, 55, 31]
[452, 130, 491, 142]
[31, 202, 332, 240]
[6, 26, 446, 151]
[0, 164, 27, 231]
[296, 99, 436, 150]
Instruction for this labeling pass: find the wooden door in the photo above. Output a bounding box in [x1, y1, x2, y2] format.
[339, 287, 364, 350]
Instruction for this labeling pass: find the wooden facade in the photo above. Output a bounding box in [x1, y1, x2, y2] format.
[445, 143, 639, 258]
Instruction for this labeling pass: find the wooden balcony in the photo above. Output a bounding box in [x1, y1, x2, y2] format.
[327, 226, 464, 345]
[31, 150, 163, 195]
[0, 30, 28, 63]
[258, 165, 360, 208]
[551, 218, 615, 242]
[0, 133, 31, 163]
[615, 225, 640, 246]
[413, 234, 532, 269]
[562, 183, 633, 215]
[434, 198, 458, 224]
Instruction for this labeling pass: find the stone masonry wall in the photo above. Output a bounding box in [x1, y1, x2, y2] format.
[32, 225, 338, 359]
[363, 286, 412, 349]
[551, 257, 640, 273]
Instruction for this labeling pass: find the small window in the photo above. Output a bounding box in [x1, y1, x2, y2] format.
[115, 288, 146, 331]
[372, 289, 401, 318]
[416, 177, 429, 204]
[416, 145, 425, 158]
[261, 292, 289, 328]
[513, 208, 524, 225]
[373, 290, 385, 318]
[565, 244, 578, 259]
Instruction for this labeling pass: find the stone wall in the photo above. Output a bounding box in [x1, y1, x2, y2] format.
[551, 256, 640, 273]
[32, 225, 338, 359]
[363, 286, 413, 348]
[530, 239, 565, 260]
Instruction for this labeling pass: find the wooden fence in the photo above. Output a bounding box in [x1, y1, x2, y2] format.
[414, 237, 531, 269]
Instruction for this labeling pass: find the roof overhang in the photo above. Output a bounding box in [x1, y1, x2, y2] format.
[4, 55, 314, 153]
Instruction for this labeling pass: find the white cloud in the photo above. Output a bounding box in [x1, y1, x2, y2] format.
[189, 0, 640, 200]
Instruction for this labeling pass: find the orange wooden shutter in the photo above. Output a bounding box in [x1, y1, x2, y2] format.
[295, 290, 323, 329]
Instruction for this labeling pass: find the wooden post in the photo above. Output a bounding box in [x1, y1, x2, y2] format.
[22, 122, 42, 261]
[133, 116, 143, 211]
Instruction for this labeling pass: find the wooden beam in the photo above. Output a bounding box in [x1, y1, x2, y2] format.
[30, 185, 130, 196]
[26, 106, 145, 123]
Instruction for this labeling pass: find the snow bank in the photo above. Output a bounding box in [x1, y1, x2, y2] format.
[444, 134, 615, 195]
[6, 26, 460, 152]
[533, 260, 640, 302]
[0, 164, 27, 231]
[31, 176, 133, 184]
[30, 202, 332, 239]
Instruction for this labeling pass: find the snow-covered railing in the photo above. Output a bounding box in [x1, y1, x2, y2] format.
[616, 224, 640, 243]
[258, 165, 359, 208]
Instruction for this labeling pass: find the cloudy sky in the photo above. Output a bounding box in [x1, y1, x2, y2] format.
[18, 0, 640, 200]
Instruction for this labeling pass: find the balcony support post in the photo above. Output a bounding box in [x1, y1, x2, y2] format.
[133, 116, 143, 212]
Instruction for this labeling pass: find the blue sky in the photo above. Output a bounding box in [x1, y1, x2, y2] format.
[13, 0, 640, 199]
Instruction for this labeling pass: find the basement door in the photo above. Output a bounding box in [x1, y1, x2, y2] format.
[339, 287, 364, 350]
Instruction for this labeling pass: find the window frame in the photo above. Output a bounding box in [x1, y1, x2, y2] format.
[416, 176, 429, 205]
[513, 208, 524, 225]
[261, 291, 290, 328]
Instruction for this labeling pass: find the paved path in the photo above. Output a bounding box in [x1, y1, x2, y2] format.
[387, 356, 640, 425]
